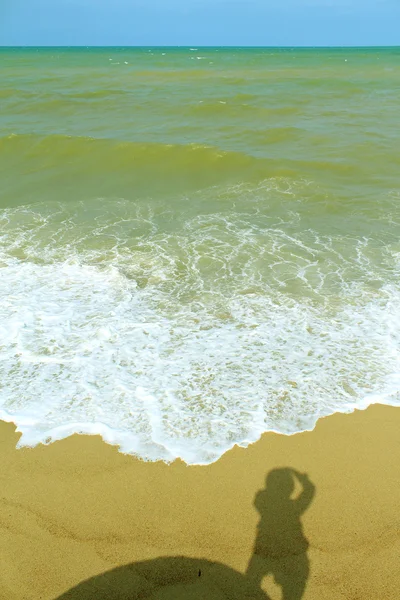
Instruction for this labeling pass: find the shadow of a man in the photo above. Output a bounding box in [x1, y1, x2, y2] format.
[246, 468, 315, 600]
[54, 467, 314, 600]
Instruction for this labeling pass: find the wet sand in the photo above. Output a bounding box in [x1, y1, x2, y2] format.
[1, 403, 399, 599]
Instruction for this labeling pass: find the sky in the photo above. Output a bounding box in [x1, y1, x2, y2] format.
[1, 0, 399, 46]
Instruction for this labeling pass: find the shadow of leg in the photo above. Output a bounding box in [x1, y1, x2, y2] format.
[273, 554, 309, 600]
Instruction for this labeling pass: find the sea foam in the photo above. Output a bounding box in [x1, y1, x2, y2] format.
[1, 187, 400, 464]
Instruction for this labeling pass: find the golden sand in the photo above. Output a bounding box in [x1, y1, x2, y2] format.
[1, 404, 399, 599]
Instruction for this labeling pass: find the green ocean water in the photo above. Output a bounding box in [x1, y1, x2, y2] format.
[1, 47, 400, 463]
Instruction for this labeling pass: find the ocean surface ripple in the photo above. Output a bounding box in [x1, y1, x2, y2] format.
[1, 47, 400, 463]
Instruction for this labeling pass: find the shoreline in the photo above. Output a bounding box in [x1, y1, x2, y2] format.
[1, 403, 400, 599]
[3, 394, 398, 466]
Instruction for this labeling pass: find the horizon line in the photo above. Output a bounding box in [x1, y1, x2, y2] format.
[1, 44, 400, 49]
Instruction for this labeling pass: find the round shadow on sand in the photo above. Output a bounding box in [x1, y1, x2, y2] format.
[55, 468, 314, 600]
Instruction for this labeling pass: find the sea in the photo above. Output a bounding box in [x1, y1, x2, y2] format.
[1, 46, 400, 464]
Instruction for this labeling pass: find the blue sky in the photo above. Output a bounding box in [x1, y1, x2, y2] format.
[1, 0, 399, 46]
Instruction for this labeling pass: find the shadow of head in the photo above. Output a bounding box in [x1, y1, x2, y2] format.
[55, 468, 315, 600]
[266, 468, 296, 496]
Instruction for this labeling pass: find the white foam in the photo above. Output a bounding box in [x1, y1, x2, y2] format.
[1, 187, 400, 464]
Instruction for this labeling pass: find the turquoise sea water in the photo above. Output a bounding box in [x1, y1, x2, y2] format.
[1, 47, 400, 463]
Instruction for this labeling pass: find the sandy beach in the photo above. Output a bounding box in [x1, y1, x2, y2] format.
[0, 403, 399, 599]
[2, 44, 400, 600]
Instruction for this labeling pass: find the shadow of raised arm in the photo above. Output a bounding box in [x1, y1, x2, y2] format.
[291, 469, 316, 516]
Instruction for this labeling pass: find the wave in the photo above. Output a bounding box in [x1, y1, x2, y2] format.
[1, 189, 399, 464]
[187, 101, 303, 118]
[0, 133, 365, 208]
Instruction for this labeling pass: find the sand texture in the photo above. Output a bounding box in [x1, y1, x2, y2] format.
[0, 404, 399, 599]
